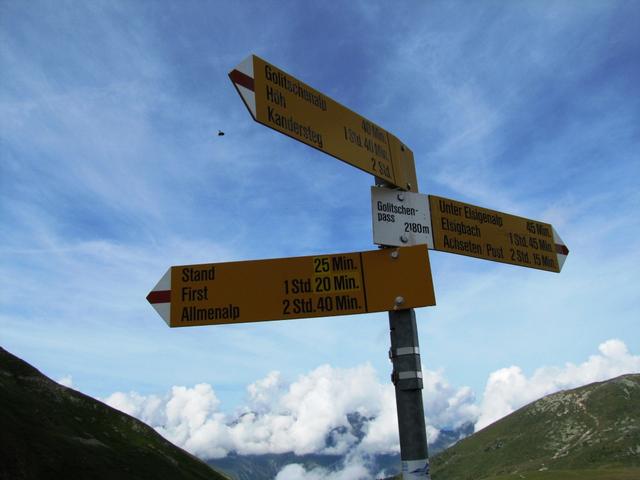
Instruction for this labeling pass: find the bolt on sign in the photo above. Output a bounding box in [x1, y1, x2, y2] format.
[371, 187, 569, 273]
[147, 245, 436, 327]
[229, 54, 418, 192]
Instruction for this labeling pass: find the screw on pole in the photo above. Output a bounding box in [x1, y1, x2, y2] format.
[389, 308, 431, 479]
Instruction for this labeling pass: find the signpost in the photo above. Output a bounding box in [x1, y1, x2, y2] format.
[372, 187, 570, 272]
[229, 54, 418, 192]
[147, 54, 570, 480]
[147, 246, 436, 327]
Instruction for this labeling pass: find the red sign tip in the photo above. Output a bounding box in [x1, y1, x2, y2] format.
[147, 290, 171, 304]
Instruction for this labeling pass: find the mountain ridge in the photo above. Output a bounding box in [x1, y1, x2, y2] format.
[0, 346, 229, 480]
[2, 345, 638, 480]
[430, 373, 640, 479]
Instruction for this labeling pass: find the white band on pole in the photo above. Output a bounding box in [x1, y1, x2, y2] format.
[398, 371, 423, 380]
[396, 346, 420, 356]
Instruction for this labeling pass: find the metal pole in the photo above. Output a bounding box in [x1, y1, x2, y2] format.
[389, 308, 431, 479]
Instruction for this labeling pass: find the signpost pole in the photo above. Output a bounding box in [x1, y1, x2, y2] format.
[389, 308, 431, 479]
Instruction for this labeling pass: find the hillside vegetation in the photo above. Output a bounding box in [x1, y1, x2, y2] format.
[430, 374, 640, 480]
[0, 346, 229, 480]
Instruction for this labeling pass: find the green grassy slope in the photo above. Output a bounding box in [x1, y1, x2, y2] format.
[0, 346, 230, 480]
[485, 467, 640, 480]
[431, 374, 640, 480]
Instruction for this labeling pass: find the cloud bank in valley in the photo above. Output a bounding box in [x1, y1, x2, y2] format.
[100, 339, 638, 473]
[103, 363, 476, 460]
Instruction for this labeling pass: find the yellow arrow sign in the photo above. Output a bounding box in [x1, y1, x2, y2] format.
[428, 195, 569, 272]
[370, 188, 569, 272]
[229, 54, 418, 192]
[147, 246, 436, 327]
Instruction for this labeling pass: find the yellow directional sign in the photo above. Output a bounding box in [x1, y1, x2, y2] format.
[428, 195, 569, 273]
[147, 246, 436, 327]
[229, 54, 418, 192]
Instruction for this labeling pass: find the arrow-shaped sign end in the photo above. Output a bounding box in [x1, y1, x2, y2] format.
[553, 227, 569, 272]
[229, 55, 256, 120]
[147, 269, 172, 326]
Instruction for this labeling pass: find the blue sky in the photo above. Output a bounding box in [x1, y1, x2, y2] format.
[2, 0, 640, 470]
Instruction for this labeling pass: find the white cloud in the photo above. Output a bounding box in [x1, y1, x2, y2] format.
[246, 370, 285, 412]
[102, 362, 477, 460]
[423, 369, 480, 430]
[275, 456, 370, 480]
[359, 368, 479, 455]
[100, 338, 638, 476]
[274, 449, 383, 480]
[57, 374, 73, 388]
[102, 390, 165, 425]
[356, 385, 399, 454]
[476, 339, 640, 430]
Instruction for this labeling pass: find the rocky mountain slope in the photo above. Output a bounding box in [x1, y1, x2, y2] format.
[0, 346, 229, 480]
